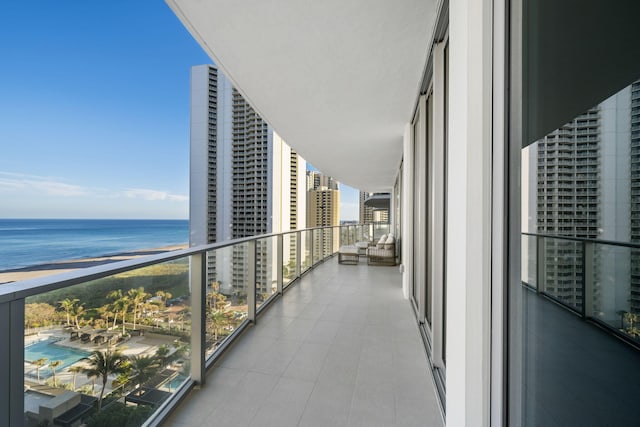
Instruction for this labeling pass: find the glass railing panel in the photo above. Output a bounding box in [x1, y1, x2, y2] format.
[340, 226, 348, 247]
[331, 227, 340, 254]
[539, 236, 583, 312]
[322, 228, 332, 258]
[591, 243, 636, 340]
[373, 223, 390, 240]
[341, 225, 356, 246]
[521, 234, 537, 289]
[312, 229, 322, 265]
[205, 244, 249, 359]
[366, 224, 373, 242]
[24, 257, 191, 425]
[282, 232, 297, 288]
[256, 236, 277, 311]
[301, 230, 312, 273]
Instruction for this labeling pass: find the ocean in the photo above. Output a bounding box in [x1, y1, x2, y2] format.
[0, 219, 188, 271]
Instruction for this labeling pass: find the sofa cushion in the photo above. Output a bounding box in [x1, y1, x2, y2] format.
[383, 235, 395, 250]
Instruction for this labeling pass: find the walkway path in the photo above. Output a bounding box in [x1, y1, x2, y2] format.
[166, 258, 443, 427]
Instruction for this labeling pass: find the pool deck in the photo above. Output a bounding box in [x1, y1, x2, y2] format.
[23, 329, 180, 399]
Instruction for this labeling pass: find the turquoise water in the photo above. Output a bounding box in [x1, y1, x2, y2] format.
[25, 339, 90, 379]
[0, 218, 188, 271]
[163, 373, 187, 391]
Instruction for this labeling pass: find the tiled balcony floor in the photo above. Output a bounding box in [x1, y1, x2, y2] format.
[165, 257, 444, 427]
[522, 289, 640, 426]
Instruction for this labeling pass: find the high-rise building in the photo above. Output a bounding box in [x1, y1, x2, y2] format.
[272, 133, 307, 266]
[306, 171, 340, 254]
[190, 64, 305, 296]
[306, 170, 338, 192]
[359, 191, 374, 224]
[526, 83, 634, 316]
[359, 191, 390, 223]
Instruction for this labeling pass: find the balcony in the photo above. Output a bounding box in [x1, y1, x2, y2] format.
[166, 258, 443, 427]
[520, 233, 640, 425]
[520, 279, 640, 426]
[0, 225, 442, 427]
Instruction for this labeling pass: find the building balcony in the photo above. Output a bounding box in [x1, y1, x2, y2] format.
[166, 258, 443, 427]
[5, 227, 640, 426]
[1, 224, 444, 427]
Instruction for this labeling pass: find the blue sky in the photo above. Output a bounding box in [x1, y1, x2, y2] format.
[0, 1, 358, 220]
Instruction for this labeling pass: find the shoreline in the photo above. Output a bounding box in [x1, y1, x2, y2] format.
[0, 244, 188, 284]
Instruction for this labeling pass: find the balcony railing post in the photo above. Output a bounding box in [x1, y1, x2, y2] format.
[310, 230, 315, 268]
[295, 231, 301, 277]
[583, 241, 594, 318]
[536, 236, 545, 294]
[0, 298, 24, 426]
[247, 240, 256, 323]
[277, 234, 283, 294]
[189, 253, 206, 385]
[319, 228, 324, 262]
[329, 227, 338, 256]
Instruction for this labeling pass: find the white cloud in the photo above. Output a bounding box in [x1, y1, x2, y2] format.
[0, 171, 188, 218]
[0, 172, 89, 196]
[0, 171, 187, 203]
[124, 188, 188, 202]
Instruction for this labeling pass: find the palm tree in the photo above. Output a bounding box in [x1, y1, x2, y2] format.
[58, 298, 79, 327]
[97, 305, 115, 330]
[110, 294, 131, 334]
[155, 344, 170, 362]
[48, 360, 62, 387]
[208, 310, 230, 341]
[107, 290, 127, 331]
[68, 365, 83, 391]
[128, 354, 161, 386]
[70, 303, 85, 329]
[81, 350, 130, 411]
[207, 291, 228, 310]
[155, 290, 172, 305]
[33, 358, 47, 383]
[128, 287, 149, 330]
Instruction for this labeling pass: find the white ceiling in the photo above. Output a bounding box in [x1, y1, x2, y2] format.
[167, 0, 438, 192]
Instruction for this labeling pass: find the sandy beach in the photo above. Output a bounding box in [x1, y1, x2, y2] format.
[0, 244, 188, 284]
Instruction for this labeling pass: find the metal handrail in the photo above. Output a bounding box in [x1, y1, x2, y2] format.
[522, 231, 640, 352]
[522, 232, 640, 249]
[3, 223, 384, 426]
[0, 225, 348, 303]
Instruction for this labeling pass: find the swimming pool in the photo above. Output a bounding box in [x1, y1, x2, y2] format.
[24, 339, 90, 379]
[161, 373, 187, 391]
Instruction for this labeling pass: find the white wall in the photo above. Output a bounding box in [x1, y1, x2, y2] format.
[401, 123, 413, 299]
[446, 0, 494, 425]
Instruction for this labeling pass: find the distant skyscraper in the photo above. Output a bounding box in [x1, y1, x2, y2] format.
[306, 170, 340, 254]
[359, 191, 374, 224]
[359, 191, 390, 223]
[190, 64, 305, 297]
[306, 170, 338, 192]
[526, 82, 635, 317]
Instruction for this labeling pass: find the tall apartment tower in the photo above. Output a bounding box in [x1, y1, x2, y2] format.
[306, 170, 338, 192]
[306, 171, 340, 254]
[627, 82, 640, 313]
[527, 84, 633, 317]
[190, 64, 306, 297]
[359, 191, 374, 224]
[273, 133, 308, 263]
